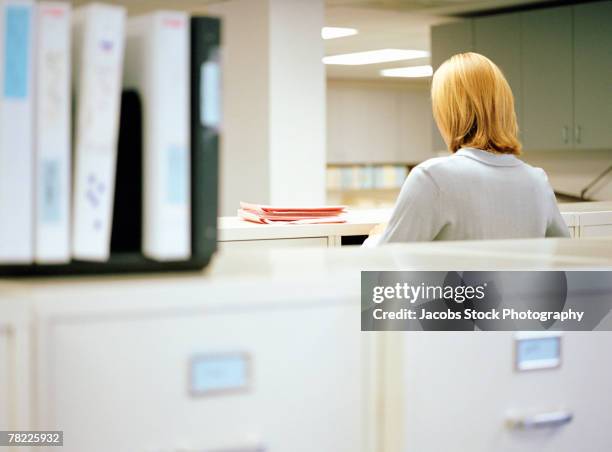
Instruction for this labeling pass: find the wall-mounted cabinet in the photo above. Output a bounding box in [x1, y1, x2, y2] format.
[474, 12, 522, 133]
[430, 20, 473, 152]
[521, 6, 574, 151]
[573, 1, 612, 150]
[431, 0, 612, 153]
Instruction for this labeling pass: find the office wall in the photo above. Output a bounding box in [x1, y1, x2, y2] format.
[207, 0, 271, 215]
[327, 80, 612, 201]
[209, 0, 326, 215]
[327, 80, 434, 164]
[269, 0, 326, 206]
[524, 150, 612, 201]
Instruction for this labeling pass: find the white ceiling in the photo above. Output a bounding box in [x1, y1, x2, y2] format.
[324, 6, 442, 80]
[324, 0, 556, 80]
[72, 0, 557, 80]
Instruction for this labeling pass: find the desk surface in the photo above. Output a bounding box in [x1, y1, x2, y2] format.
[4, 237, 612, 292]
[218, 202, 612, 241]
[218, 209, 392, 241]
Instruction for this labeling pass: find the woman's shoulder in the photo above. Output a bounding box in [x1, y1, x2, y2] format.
[414, 154, 455, 173]
[518, 161, 551, 183]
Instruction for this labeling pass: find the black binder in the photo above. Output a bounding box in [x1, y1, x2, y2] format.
[191, 16, 221, 262]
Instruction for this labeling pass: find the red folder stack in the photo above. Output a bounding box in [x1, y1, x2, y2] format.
[238, 202, 347, 225]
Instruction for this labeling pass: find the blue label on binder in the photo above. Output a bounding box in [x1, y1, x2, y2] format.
[201, 60, 221, 128]
[167, 146, 187, 205]
[40, 159, 61, 223]
[4, 5, 30, 99]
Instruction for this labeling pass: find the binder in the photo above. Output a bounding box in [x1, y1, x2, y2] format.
[0, 0, 34, 263]
[124, 11, 190, 261]
[34, 1, 71, 263]
[191, 17, 221, 261]
[71, 3, 126, 261]
[110, 90, 142, 254]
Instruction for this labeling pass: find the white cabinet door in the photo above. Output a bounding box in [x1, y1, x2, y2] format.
[326, 85, 351, 163]
[0, 299, 31, 436]
[35, 289, 367, 452]
[579, 211, 612, 238]
[390, 332, 612, 452]
[431, 20, 474, 70]
[474, 13, 522, 134]
[430, 20, 473, 152]
[0, 326, 9, 430]
[521, 6, 573, 151]
[326, 83, 400, 164]
[219, 236, 329, 251]
[397, 87, 434, 163]
[573, 1, 612, 150]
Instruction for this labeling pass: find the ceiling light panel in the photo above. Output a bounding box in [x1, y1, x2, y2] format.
[322, 26, 359, 39]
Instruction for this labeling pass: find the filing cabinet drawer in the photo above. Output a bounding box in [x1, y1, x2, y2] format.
[385, 331, 612, 452]
[579, 211, 612, 238]
[0, 326, 9, 430]
[219, 236, 329, 250]
[34, 284, 367, 452]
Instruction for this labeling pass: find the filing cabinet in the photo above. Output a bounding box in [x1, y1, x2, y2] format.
[579, 211, 612, 238]
[383, 331, 612, 452]
[0, 325, 9, 430]
[0, 296, 31, 443]
[32, 278, 371, 452]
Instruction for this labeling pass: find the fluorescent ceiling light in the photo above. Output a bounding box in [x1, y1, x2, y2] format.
[381, 65, 434, 78]
[323, 49, 429, 66]
[322, 27, 358, 40]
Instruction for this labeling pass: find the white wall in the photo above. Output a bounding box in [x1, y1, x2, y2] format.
[209, 0, 326, 215]
[327, 79, 434, 164]
[269, 0, 326, 206]
[208, 0, 270, 215]
[523, 150, 612, 200]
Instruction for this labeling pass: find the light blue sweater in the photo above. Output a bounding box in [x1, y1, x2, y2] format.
[366, 147, 569, 246]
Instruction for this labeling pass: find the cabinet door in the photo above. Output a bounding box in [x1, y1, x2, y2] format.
[326, 84, 400, 164]
[0, 327, 9, 430]
[474, 13, 522, 134]
[35, 290, 367, 452]
[219, 236, 329, 251]
[521, 6, 573, 151]
[573, 1, 612, 150]
[580, 211, 612, 238]
[393, 331, 612, 452]
[430, 20, 473, 152]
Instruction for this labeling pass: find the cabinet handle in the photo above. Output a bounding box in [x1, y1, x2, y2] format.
[507, 410, 573, 430]
[562, 126, 569, 144]
[575, 125, 582, 144]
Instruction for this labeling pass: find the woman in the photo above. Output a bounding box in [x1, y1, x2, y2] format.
[365, 52, 569, 246]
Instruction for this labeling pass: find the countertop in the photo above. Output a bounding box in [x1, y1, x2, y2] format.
[557, 201, 612, 213]
[218, 202, 612, 241]
[4, 237, 612, 290]
[218, 209, 392, 241]
[2, 237, 611, 331]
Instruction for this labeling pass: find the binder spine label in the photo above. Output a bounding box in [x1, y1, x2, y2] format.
[201, 56, 220, 129]
[167, 145, 188, 205]
[4, 6, 30, 99]
[40, 159, 61, 223]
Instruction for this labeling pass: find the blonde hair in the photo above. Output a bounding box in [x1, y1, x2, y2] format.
[431, 52, 521, 155]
